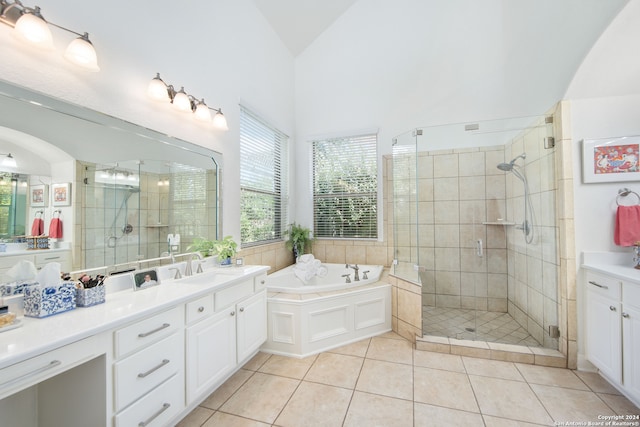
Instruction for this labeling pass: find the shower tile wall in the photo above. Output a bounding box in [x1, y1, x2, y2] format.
[416, 146, 509, 314]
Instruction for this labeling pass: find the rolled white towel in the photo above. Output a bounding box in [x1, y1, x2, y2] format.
[294, 268, 309, 284]
[316, 265, 328, 277]
[297, 254, 315, 264]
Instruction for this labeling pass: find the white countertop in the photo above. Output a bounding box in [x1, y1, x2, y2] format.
[581, 251, 640, 285]
[0, 265, 268, 370]
[0, 247, 70, 257]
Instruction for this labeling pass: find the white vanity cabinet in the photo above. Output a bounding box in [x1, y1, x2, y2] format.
[0, 249, 71, 277]
[584, 269, 640, 405]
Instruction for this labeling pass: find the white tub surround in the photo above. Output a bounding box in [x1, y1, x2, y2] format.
[263, 266, 391, 358]
[265, 263, 384, 293]
[582, 251, 640, 408]
[0, 265, 269, 426]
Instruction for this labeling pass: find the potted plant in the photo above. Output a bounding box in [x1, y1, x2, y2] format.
[187, 237, 217, 258]
[212, 235, 238, 266]
[284, 223, 314, 260]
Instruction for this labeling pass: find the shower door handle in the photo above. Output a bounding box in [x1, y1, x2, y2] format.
[476, 239, 483, 257]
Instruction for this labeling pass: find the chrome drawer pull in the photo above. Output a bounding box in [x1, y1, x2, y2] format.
[198, 306, 205, 313]
[138, 323, 170, 338]
[622, 312, 630, 318]
[230, 311, 235, 316]
[0, 360, 61, 387]
[610, 306, 617, 312]
[138, 403, 170, 426]
[239, 307, 245, 312]
[588, 281, 608, 290]
[138, 359, 170, 378]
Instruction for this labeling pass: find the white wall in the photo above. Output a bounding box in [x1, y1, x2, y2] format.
[0, 0, 295, 242]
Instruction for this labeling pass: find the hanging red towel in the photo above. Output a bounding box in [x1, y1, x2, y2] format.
[30, 218, 44, 236]
[614, 205, 640, 246]
[49, 217, 63, 239]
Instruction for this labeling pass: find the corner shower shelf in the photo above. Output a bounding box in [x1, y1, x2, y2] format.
[482, 221, 517, 226]
[146, 224, 169, 228]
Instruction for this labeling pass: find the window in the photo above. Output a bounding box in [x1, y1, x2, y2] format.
[239, 107, 289, 246]
[312, 133, 378, 238]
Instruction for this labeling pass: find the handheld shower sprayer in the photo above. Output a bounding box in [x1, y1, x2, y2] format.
[496, 152, 534, 244]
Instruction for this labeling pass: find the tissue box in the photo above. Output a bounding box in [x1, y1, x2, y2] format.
[24, 282, 76, 318]
[0, 281, 36, 297]
[76, 285, 105, 307]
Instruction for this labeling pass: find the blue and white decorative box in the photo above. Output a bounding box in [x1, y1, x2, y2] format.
[0, 281, 34, 297]
[24, 282, 76, 318]
[76, 285, 105, 307]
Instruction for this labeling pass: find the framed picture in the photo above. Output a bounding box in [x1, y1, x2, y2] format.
[30, 184, 48, 207]
[582, 136, 640, 183]
[52, 183, 72, 206]
[134, 269, 160, 291]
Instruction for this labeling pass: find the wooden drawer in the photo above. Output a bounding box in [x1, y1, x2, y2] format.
[114, 307, 182, 358]
[0, 334, 105, 400]
[185, 294, 214, 325]
[115, 373, 184, 427]
[113, 333, 183, 411]
[215, 279, 253, 311]
[586, 271, 622, 300]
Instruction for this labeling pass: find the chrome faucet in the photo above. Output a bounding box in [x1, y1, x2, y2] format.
[348, 264, 360, 281]
[341, 274, 351, 283]
[168, 267, 182, 279]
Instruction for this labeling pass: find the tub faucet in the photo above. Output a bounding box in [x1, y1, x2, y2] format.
[169, 267, 182, 279]
[348, 264, 360, 281]
[341, 274, 351, 283]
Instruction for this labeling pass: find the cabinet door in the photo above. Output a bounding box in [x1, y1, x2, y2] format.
[236, 290, 267, 363]
[622, 303, 640, 403]
[585, 288, 622, 382]
[185, 308, 236, 403]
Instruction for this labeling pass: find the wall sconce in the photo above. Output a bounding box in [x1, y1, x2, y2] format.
[147, 73, 228, 131]
[0, 0, 99, 71]
[0, 153, 17, 168]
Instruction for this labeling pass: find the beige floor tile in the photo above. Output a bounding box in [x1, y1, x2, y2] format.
[203, 412, 271, 427]
[531, 383, 616, 422]
[515, 363, 589, 390]
[356, 359, 413, 400]
[413, 350, 465, 373]
[274, 381, 353, 427]
[175, 406, 214, 426]
[462, 357, 524, 381]
[343, 391, 413, 427]
[200, 369, 254, 410]
[379, 331, 407, 340]
[305, 352, 364, 389]
[597, 393, 640, 415]
[414, 402, 484, 426]
[469, 375, 553, 425]
[366, 336, 414, 364]
[328, 338, 371, 357]
[219, 372, 299, 424]
[258, 353, 317, 379]
[242, 352, 271, 371]
[414, 366, 479, 413]
[574, 371, 621, 395]
[482, 415, 549, 427]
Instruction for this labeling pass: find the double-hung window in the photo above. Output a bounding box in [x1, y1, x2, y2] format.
[239, 107, 289, 246]
[312, 133, 378, 239]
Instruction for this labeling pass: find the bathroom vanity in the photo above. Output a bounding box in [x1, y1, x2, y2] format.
[0, 265, 268, 427]
[582, 252, 640, 408]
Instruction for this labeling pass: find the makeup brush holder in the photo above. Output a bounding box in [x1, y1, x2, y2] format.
[76, 285, 105, 307]
[634, 245, 640, 270]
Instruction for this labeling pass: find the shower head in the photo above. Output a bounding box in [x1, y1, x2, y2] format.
[496, 153, 526, 172]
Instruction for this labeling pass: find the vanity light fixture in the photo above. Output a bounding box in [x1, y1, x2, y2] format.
[147, 73, 228, 131]
[0, 153, 17, 168]
[0, 0, 100, 71]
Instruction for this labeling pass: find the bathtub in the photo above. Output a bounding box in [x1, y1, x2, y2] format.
[265, 263, 384, 294]
[262, 263, 391, 358]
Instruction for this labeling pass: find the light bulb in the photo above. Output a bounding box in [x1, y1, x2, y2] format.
[212, 110, 229, 131]
[2, 154, 17, 168]
[194, 99, 212, 122]
[147, 73, 168, 101]
[172, 87, 191, 112]
[64, 33, 99, 72]
[13, 8, 54, 50]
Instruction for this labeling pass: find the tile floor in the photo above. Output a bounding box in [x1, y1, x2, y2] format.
[422, 306, 542, 346]
[176, 332, 639, 427]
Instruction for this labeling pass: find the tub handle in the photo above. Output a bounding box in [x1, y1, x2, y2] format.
[341, 274, 351, 283]
[362, 270, 369, 280]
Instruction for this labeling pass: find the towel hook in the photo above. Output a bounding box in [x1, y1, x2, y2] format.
[35, 210, 44, 217]
[53, 209, 62, 217]
[616, 188, 640, 206]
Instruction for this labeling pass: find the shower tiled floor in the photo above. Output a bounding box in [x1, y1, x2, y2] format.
[422, 306, 542, 346]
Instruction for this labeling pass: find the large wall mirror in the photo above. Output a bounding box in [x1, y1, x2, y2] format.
[0, 79, 222, 271]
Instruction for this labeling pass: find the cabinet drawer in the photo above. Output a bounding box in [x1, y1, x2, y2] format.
[114, 333, 183, 411]
[0, 334, 105, 400]
[0, 254, 33, 269]
[34, 251, 69, 267]
[623, 282, 640, 308]
[186, 294, 214, 325]
[215, 279, 253, 311]
[255, 273, 267, 291]
[115, 373, 184, 427]
[585, 271, 622, 300]
[114, 307, 182, 358]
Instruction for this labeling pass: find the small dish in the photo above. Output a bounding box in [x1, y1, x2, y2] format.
[0, 318, 23, 333]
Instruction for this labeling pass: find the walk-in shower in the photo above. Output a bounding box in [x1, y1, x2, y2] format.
[391, 114, 560, 349]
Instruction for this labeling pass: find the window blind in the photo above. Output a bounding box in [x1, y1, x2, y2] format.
[312, 133, 378, 239]
[170, 164, 210, 239]
[240, 107, 289, 246]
